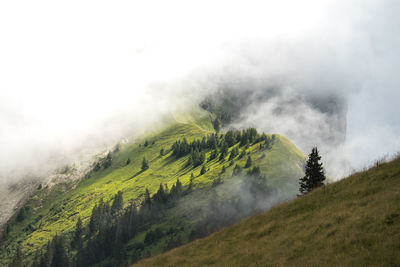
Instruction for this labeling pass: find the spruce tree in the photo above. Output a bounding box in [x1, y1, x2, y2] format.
[72, 217, 83, 249]
[50, 235, 69, 267]
[219, 142, 228, 161]
[141, 157, 149, 171]
[10, 244, 23, 267]
[111, 191, 124, 214]
[299, 147, 326, 195]
[213, 118, 221, 133]
[32, 248, 41, 267]
[200, 165, 207, 175]
[221, 165, 226, 174]
[187, 175, 194, 192]
[39, 241, 52, 267]
[144, 189, 152, 208]
[244, 156, 252, 168]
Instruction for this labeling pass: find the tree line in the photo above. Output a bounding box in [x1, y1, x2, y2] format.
[171, 128, 274, 169]
[15, 176, 192, 267]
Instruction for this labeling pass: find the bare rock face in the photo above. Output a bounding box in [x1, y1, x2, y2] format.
[0, 178, 39, 230]
[0, 154, 97, 230]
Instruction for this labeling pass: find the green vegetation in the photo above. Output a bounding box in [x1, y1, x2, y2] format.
[0, 106, 306, 266]
[136, 156, 400, 267]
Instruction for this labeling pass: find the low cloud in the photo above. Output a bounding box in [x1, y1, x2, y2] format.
[0, 0, 399, 184]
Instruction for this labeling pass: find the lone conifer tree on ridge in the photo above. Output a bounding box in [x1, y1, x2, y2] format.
[299, 147, 326, 195]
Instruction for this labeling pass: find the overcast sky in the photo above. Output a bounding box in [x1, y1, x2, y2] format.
[0, 0, 399, 181]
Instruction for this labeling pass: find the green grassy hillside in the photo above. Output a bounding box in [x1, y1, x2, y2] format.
[135, 156, 400, 267]
[0, 106, 306, 266]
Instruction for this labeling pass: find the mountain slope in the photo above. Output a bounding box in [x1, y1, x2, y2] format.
[135, 156, 400, 266]
[0, 106, 306, 265]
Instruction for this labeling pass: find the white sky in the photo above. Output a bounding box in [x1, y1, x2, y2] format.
[0, 0, 399, 179]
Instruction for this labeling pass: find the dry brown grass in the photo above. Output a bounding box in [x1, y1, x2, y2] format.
[134, 157, 400, 266]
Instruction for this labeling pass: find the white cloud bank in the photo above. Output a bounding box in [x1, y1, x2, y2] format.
[0, 0, 399, 182]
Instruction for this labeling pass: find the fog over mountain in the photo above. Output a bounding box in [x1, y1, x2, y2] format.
[0, 0, 399, 185]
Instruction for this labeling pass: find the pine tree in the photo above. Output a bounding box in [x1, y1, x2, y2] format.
[89, 204, 98, 234]
[111, 191, 124, 214]
[50, 235, 69, 267]
[32, 248, 41, 267]
[72, 217, 83, 249]
[208, 148, 218, 162]
[144, 188, 152, 208]
[10, 244, 23, 267]
[103, 152, 112, 169]
[221, 165, 226, 173]
[238, 149, 246, 159]
[175, 178, 182, 193]
[141, 157, 149, 171]
[229, 147, 239, 161]
[153, 184, 166, 204]
[200, 165, 207, 175]
[39, 241, 52, 267]
[225, 130, 235, 147]
[233, 164, 242, 176]
[244, 156, 252, 168]
[299, 147, 326, 195]
[187, 175, 194, 192]
[219, 142, 228, 161]
[213, 118, 221, 133]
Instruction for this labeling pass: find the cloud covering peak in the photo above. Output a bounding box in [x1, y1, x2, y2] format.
[0, 0, 399, 182]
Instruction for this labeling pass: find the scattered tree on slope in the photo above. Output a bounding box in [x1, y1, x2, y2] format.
[299, 147, 326, 195]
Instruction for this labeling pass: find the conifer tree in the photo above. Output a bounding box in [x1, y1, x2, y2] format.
[213, 118, 221, 133]
[200, 165, 207, 175]
[221, 165, 226, 173]
[89, 204, 99, 234]
[244, 156, 252, 168]
[32, 248, 41, 267]
[208, 148, 218, 162]
[39, 241, 52, 267]
[239, 149, 246, 159]
[72, 217, 83, 249]
[233, 164, 242, 176]
[111, 191, 124, 214]
[187, 175, 194, 192]
[141, 157, 149, 171]
[299, 147, 326, 195]
[229, 147, 239, 161]
[175, 178, 182, 193]
[10, 244, 23, 267]
[144, 189, 152, 208]
[50, 235, 69, 267]
[219, 142, 228, 161]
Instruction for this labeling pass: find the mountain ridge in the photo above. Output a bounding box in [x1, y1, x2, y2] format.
[0, 106, 306, 266]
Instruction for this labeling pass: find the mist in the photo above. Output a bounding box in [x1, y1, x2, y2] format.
[1, 0, 400, 185]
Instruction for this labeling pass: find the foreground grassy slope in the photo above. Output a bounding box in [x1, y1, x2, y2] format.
[1, 106, 306, 264]
[136, 156, 400, 266]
